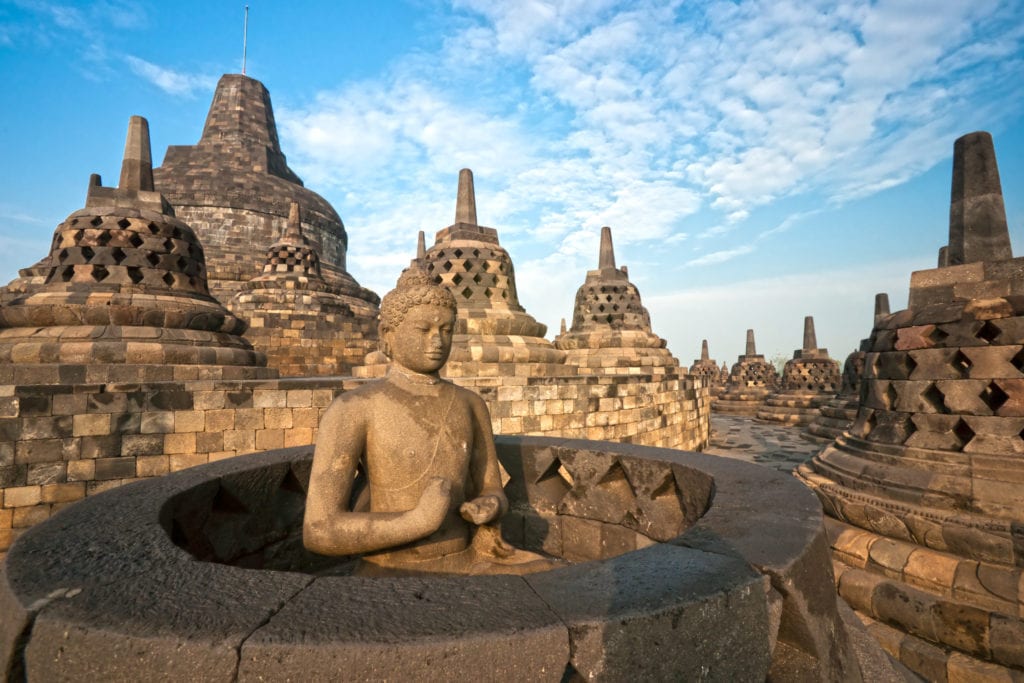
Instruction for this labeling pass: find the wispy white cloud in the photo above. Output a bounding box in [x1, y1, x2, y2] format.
[124, 56, 216, 97]
[682, 244, 755, 268]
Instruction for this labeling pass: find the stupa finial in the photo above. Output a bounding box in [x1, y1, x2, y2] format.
[599, 226, 616, 269]
[455, 168, 477, 225]
[282, 201, 304, 243]
[701, 339, 710, 361]
[803, 316, 817, 352]
[118, 115, 154, 192]
[947, 131, 1012, 265]
[745, 329, 756, 356]
[874, 292, 891, 324]
[560, 318, 567, 335]
[416, 230, 426, 260]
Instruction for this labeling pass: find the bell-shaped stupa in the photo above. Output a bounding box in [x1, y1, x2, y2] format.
[690, 339, 724, 398]
[714, 329, 779, 415]
[553, 227, 679, 375]
[797, 132, 1024, 678]
[229, 202, 376, 376]
[805, 294, 890, 442]
[153, 73, 378, 317]
[756, 316, 841, 425]
[0, 116, 274, 384]
[419, 169, 568, 380]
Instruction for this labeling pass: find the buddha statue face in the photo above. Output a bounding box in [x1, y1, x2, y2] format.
[385, 304, 455, 374]
[379, 267, 458, 374]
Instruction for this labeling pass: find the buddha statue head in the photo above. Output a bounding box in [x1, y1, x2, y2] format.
[378, 267, 457, 374]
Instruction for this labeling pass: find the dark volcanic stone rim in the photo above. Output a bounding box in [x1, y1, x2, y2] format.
[1, 436, 843, 681]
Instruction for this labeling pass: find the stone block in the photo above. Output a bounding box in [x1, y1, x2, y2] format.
[15, 438, 65, 465]
[140, 411, 175, 434]
[255, 429, 284, 450]
[135, 455, 169, 478]
[224, 430, 256, 453]
[52, 393, 88, 416]
[73, 413, 112, 437]
[40, 483, 85, 504]
[169, 452, 208, 471]
[196, 431, 224, 454]
[253, 390, 287, 408]
[78, 435, 121, 460]
[94, 457, 136, 481]
[121, 433, 164, 457]
[283, 428, 313, 448]
[205, 409, 235, 432]
[164, 432, 196, 455]
[3, 485, 42, 508]
[174, 411, 205, 433]
[285, 390, 311, 408]
[234, 409, 264, 431]
[27, 462, 67, 486]
[193, 391, 226, 411]
[264, 408, 292, 430]
[12, 505, 49, 528]
[66, 460, 95, 481]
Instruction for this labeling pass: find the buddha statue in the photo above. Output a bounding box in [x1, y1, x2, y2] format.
[303, 267, 553, 575]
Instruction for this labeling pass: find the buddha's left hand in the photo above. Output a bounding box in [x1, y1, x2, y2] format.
[459, 495, 501, 525]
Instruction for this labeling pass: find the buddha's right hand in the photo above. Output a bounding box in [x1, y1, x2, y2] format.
[411, 477, 452, 533]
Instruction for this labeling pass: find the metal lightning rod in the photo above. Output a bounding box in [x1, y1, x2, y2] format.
[242, 5, 249, 75]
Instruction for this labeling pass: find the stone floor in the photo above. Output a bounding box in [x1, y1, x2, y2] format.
[704, 414, 826, 473]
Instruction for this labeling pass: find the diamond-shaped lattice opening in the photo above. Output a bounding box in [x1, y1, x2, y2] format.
[952, 418, 975, 449]
[597, 461, 635, 498]
[977, 320, 1001, 344]
[92, 265, 109, 281]
[481, 261, 490, 272]
[146, 252, 161, 267]
[171, 226, 183, 240]
[128, 232, 144, 248]
[460, 287, 473, 299]
[127, 267, 144, 285]
[56, 248, 69, 263]
[483, 287, 493, 298]
[117, 217, 131, 229]
[211, 486, 249, 515]
[864, 411, 878, 437]
[147, 222, 160, 234]
[472, 249, 481, 258]
[175, 255, 188, 271]
[70, 218, 80, 226]
[453, 249, 463, 258]
[472, 273, 482, 284]
[597, 304, 606, 313]
[97, 231, 112, 246]
[443, 260, 453, 272]
[900, 416, 918, 444]
[884, 383, 899, 409]
[59, 265, 75, 282]
[79, 245, 95, 261]
[90, 216, 103, 227]
[1012, 347, 1024, 374]
[501, 290, 508, 299]
[928, 326, 949, 345]
[599, 286, 608, 293]
[951, 350, 973, 378]
[111, 247, 126, 264]
[162, 272, 175, 286]
[979, 382, 1009, 413]
[921, 383, 947, 413]
[900, 354, 918, 378]
[612, 304, 620, 312]
[163, 238, 175, 252]
[451, 273, 463, 286]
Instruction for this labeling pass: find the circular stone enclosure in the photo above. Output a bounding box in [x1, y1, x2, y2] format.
[1, 437, 862, 682]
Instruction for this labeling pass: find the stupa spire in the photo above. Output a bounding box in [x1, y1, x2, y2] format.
[947, 131, 1012, 264]
[874, 293, 890, 324]
[599, 226, 616, 269]
[281, 201, 304, 244]
[701, 339, 710, 361]
[803, 316, 817, 352]
[745, 329, 757, 356]
[455, 168, 477, 225]
[416, 230, 426, 260]
[118, 115, 154, 192]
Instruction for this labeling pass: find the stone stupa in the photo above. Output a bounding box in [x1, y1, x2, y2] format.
[152, 73, 378, 318]
[714, 329, 779, 415]
[804, 294, 891, 443]
[419, 169, 568, 381]
[229, 202, 376, 376]
[553, 227, 680, 375]
[689, 339, 724, 398]
[756, 316, 841, 425]
[0, 116, 274, 385]
[797, 131, 1024, 679]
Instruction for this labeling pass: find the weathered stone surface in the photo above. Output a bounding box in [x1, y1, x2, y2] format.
[525, 543, 770, 681]
[240, 575, 568, 682]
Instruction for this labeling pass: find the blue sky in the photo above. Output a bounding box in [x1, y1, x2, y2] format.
[1, 0, 1023, 366]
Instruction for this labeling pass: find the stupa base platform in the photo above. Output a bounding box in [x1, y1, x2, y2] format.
[713, 391, 771, 416]
[802, 398, 859, 443]
[756, 392, 832, 426]
[823, 517, 1024, 679]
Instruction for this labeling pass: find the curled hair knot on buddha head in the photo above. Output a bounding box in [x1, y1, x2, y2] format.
[379, 267, 457, 337]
